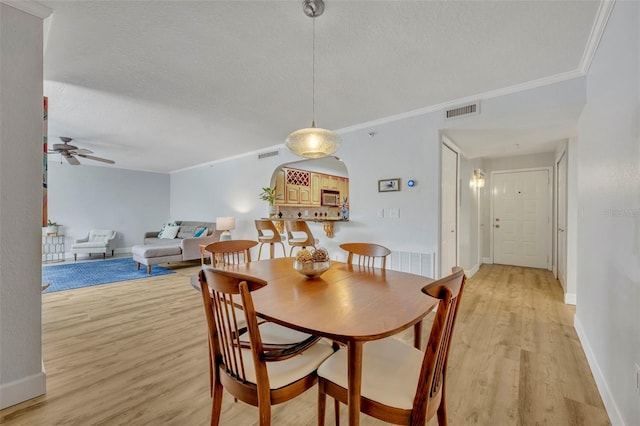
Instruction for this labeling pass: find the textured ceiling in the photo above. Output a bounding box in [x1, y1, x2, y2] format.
[41, 0, 602, 172]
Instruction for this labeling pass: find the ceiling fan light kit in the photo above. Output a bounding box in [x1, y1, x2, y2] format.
[285, 0, 342, 159]
[49, 137, 115, 166]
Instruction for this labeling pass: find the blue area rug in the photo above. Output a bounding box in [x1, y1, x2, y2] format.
[42, 257, 175, 293]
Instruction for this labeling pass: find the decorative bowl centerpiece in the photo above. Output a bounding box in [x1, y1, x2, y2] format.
[293, 248, 331, 278]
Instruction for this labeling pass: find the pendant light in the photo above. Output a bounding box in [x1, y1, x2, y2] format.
[285, 0, 342, 159]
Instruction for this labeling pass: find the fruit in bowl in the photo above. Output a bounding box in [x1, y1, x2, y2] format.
[294, 248, 331, 278]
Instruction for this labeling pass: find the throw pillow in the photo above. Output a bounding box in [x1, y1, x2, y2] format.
[177, 225, 198, 239]
[159, 225, 180, 239]
[193, 227, 207, 238]
[157, 221, 178, 238]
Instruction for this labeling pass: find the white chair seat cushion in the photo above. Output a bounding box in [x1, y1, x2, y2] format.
[72, 241, 108, 249]
[317, 337, 423, 409]
[258, 234, 282, 243]
[288, 237, 319, 245]
[234, 338, 334, 389]
[241, 322, 315, 346]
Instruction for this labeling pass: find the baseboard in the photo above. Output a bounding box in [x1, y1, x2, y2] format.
[466, 264, 479, 278]
[574, 315, 626, 426]
[564, 292, 576, 305]
[482, 257, 492, 264]
[0, 369, 46, 410]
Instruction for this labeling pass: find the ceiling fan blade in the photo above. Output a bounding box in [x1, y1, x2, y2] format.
[77, 154, 115, 164]
[64, 154, 81, 165]
[73, 148, 93, 155]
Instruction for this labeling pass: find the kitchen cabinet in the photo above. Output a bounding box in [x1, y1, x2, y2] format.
[275, 167, 347, 207]
[310, 173, 321, 205]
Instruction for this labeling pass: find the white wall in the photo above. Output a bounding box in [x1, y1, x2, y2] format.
[171, 112, 444, 262]
[47, 162, 170, 254]
[0, 3, 48, 409]
[575, 2, 640, 425]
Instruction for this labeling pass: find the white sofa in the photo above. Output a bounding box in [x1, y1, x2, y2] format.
[71, 229, 117, 261]
[132, 221, 222, 274]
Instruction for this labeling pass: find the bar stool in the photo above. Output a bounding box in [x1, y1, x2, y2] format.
[255, 219, 286, 260]
[285, 220, 318, 257]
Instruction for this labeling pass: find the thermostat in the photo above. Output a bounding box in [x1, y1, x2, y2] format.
[407, 179, 416, 187]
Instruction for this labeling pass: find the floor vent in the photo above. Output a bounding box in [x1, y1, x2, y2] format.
[444, 101, 480, 119]
[258, 150, 279, 159]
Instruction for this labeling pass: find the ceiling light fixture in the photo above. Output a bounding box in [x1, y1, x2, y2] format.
[285, 0, 342, 159]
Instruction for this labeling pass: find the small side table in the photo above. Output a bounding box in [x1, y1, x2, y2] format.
[42, 234, 65, 263]
[199, 244, 209, 266]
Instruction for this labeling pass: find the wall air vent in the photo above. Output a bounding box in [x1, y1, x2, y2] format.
[444, 101, 480, 120]
[258, 150, 279, 159]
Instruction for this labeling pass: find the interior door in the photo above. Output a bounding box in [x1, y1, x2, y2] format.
[493, 169, 550, 269]
[440, 144, 458, 277]
[556, 153, 567, 286]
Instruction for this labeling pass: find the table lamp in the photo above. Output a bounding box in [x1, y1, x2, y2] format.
[216, 217, 236, 241]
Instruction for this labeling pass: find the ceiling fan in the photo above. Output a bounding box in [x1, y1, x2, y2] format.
[48, 137, 115, 166]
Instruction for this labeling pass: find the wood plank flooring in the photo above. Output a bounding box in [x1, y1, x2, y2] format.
[0, 263, 610, 425]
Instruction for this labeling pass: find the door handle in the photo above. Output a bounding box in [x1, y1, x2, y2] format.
[494, 224, 500, 228]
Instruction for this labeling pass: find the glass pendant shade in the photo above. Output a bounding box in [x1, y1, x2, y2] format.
[285, 123, 342, 158]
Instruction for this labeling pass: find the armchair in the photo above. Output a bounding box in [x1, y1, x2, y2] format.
[71, 229, 117, 261]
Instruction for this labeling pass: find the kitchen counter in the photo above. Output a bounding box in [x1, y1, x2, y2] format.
[263, 217, 347, 238]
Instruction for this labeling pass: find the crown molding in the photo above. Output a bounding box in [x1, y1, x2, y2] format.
[1, 0, 52, 19]
[579, 0, 616, 74]
[336, 69, 585, 135]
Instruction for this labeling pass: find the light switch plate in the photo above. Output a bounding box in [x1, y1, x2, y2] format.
[377, 209, 384, 218]
[389, 208, 400, 219]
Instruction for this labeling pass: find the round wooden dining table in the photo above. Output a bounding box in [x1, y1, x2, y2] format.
[219, 257, 438, 425]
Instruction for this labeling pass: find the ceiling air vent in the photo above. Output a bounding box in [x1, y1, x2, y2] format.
[258, 150, 279, 159]
[444, 101, 480, 120]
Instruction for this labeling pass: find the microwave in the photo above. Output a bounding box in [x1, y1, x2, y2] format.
[321, 190, 340, 206]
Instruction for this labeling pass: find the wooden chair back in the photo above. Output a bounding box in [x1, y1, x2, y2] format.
[255, 220, 281, 243]
[255, 220, 286, 259]
[317, 266, 466, 426]
[199, 267, 332, 425]
[414, 266, 466, 425]
[199, 268, 269, 403]
[340, 242, 391, 269]
[285, 220, 317, 256]
[204, 240, 258, 267]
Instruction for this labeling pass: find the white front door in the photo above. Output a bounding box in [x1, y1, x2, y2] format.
[492, 169, 550, 269]
[440, 144, 458, 277]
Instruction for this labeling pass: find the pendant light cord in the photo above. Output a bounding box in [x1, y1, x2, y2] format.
[312, 17, 316, 127]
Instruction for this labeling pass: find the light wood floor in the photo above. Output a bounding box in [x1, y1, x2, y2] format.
[1, 263, 610, 425]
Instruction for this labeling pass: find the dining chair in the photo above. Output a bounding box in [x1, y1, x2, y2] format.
[339, 242, 391, 269]
[285, 220, 318, 257]
[199, 267, 335, 426]
[204, 240, 258, 266]
[317, 266, 466, 426]
[200, 239, 322, 398]
[255, 220, 286, 260]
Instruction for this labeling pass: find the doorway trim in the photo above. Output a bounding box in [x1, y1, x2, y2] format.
[440, 136, 461, 278]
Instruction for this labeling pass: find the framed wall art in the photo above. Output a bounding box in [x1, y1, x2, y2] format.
[378, 178, 400, 192]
